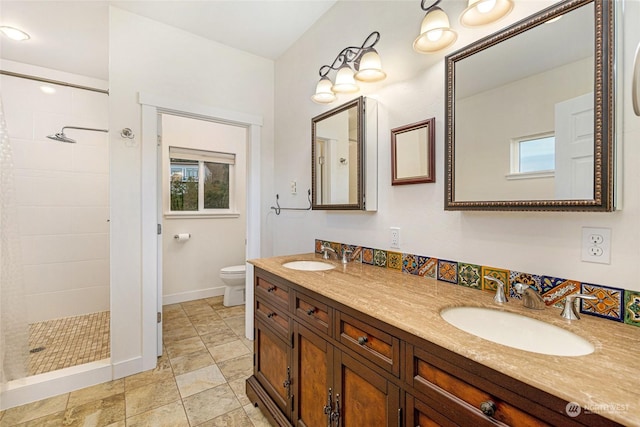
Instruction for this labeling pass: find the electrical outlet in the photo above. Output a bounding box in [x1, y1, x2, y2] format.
[290, 180, 297, 195]
[390, 227, 400, 249]
[581, 227, 611, 264]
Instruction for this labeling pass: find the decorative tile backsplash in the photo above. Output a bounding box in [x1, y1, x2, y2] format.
[315, 239, 639, 328]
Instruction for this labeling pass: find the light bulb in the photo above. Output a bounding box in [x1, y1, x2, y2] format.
[477, 0, 496, 13]
[427, 29, 443, 42]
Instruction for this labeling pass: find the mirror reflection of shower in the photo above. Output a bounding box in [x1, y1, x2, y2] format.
[47, 126, 108, 143]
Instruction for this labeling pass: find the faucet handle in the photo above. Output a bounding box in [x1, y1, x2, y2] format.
[513, 282, 531, 294]
[561, 293, 597, 320]
[484, 276, 508, 304]
[341, 249, 353, 264]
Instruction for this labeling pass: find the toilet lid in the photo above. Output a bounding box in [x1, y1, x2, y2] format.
[221, 265, 246, 274]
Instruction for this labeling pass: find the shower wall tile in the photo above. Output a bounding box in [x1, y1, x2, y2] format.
[72, 90, 109, 124]
[27, 286, 110, 323]
[23, 263, 70, 294]
[23, 259, 109, 295]
[3, 74, 109, 322]
[74, 175, 109, 206]
[71, 259, 110, 289]
[72, 143, 109, 173]
[3, 110, 33, 140]
[14, 171, 76, 206]
[21, 231, 108, 265]
[71, 207, 110, 234]
[18, 206, 73, 236]
[12, 139, 74, 172]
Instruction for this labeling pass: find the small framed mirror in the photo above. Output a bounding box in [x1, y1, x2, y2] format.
[391, 118, 435, 185]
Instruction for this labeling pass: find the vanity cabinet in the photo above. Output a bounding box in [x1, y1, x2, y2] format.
[247, 267, 621, 427]
[292, 322, 401, 427]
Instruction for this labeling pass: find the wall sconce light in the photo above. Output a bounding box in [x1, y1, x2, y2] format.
[460, 0, 514, 27]
[312, 31, 386, 104]
[413, 0, 457, 54]
[414, 0, 514, 54]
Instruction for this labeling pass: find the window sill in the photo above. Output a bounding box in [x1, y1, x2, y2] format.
[505, 170, 554, 180]
[164, 212, 240, 219]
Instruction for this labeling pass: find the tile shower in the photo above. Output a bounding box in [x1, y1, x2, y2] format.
[1, 70, 110, 377]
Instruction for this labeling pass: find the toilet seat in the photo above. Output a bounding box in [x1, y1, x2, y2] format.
[220, 265, 245, 276]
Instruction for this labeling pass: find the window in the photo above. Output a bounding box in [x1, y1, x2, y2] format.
[169, 147, 235, 214]
[508, 133, 555, 179]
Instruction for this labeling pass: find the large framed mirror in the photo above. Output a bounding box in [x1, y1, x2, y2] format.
[391, 118, 435, 185]
[312, 96, 378, 211]
[445, 0, 615, 211]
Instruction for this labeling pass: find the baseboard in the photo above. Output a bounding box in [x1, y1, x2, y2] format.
[111, 356, 143, 380]
[163, 286, 225, 306]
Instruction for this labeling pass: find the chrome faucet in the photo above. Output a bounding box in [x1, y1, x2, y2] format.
[484, 276, 508, 304]
[513, 282, 545, 310]
[341, 249, 353, 264]
[320, 245, 337, 260]
[561, 293, 597, 320]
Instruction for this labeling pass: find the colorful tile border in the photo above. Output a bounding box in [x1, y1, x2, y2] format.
[314, 239, 640, 328]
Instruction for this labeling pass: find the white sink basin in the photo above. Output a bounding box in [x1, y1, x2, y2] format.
[282, 260, 335, 271]
[440, 306, 594, 357]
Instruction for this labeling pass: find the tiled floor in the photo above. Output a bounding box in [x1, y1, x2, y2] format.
[29, 311, 110, 376]
[0, 296, 270, 426]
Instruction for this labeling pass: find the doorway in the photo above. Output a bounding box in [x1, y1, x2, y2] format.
[158, 112, 247, 332]
[139, 94, 262, 365]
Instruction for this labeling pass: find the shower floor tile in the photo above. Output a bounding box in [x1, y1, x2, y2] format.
[28, 311, 110, 376]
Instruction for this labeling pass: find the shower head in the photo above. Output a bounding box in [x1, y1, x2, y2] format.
[47, 132, 76, 143]
[47, 126, 108, 143]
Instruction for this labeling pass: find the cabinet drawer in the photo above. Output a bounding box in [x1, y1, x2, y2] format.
[255, 276, 290, 310]
[294, 291, 332, 337]
[335, 311, 400, 377]
[256, 298, 290, 339]
[407, 345, 547, 426]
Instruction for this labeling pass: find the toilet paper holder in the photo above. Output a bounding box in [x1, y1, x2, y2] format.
[174, 233, 191, 239]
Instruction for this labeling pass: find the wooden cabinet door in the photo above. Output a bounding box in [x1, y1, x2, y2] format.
[334, 350, 400, 427]
[292, 323, 334, 427]
[255, 319, 292, 417]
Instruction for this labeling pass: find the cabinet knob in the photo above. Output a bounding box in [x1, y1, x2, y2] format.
[306, 308, 315, 316]
[267, 286, 276, 292]
[480, 400, 497, 417]
[267, 312, 275, 318]
[357, 336, 368, 345]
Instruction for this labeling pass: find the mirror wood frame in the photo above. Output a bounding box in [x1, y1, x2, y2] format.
[311, 97, 364, 210]
[445, 0, 615, 211]
[391, 118, 436, 185]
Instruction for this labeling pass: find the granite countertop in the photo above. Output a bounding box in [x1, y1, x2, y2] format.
[249, 253, 640, 425]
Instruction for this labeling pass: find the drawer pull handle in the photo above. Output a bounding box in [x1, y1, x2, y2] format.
[306, 308, 316, 316]
[480, 400, 496, 417]
[267, 312, 276, 319]
[357, 336, 368, 345]
[267, 286, 276, 292]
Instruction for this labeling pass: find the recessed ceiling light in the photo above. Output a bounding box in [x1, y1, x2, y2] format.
[0, 26, 30, 41]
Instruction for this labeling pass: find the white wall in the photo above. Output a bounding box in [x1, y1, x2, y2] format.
[273, 1, 640, 294]
[0, 62, 109, 323]
[109, 6, 274, 374]
[161, 114, 247, 302]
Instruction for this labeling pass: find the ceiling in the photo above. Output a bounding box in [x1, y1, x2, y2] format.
[0, 0, 337, 81]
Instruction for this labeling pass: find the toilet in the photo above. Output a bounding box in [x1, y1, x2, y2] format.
[220, 264, 246, 307]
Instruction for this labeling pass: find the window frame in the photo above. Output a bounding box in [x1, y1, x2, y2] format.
[166, 146, 238, 218]
[506, 132, 556, 181]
